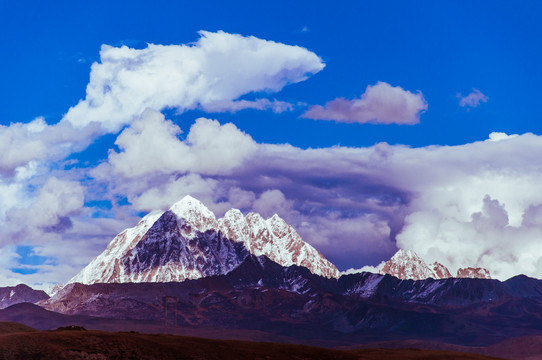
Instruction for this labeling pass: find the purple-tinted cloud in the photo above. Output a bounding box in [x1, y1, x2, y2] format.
[457, 88, 488, 108]
[4, 105, 542, 285]
[0, 30, 536, 289]
[201, 98, 294, 113]
[302, 81, 427, 125]
[90, 112, 542, 280]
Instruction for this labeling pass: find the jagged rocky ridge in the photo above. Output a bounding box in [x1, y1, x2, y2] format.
[68, 196, 339, 285]
[69, 195, 494, 286]
[377, 249, 491, 281]
[0, 284, 49, 309]
[40, 255, 542, 346]
[0, 254, 535, 346]
[44, 255, 508, 315]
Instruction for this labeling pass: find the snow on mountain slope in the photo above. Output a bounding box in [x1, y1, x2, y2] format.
[68, 195, 339, 285]
[431, 261, 453, 279]
[379, 249, 453, 280]
[379, 249, 490, 281]
[379, 249, 438, 280]
[457, 267, 492, 279]
[69, 210, 164, 284]
[218, 209, 339, 278]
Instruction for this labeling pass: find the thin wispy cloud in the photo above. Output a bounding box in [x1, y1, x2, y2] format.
[457, 88, 488, 108]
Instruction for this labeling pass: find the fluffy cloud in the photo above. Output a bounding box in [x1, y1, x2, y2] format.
[129, 174, 221, 212]
[0, 118, 98, 177]
[102, 109, 257, 179]
[381, 134, 542, 280]
[90, 112, 542, 280]
[6, 107, 542, 284]
[1, 30, 539, 287]
[397, 195, 542, 280]
[253, 189, 295, 218]
[302, 81, 427, 125]
[457, 88, 488, 108]
[63, 31, 324, 132]
[4, 177, 85, 241]
[0, 31, 327, 287]
[487, 132, 518, 142]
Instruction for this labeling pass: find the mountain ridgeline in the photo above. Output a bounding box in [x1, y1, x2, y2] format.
[39, 254, 542, 347]
[68, 196, 340, 285]
[7, 195, 531, 349]
[377, 249, 491, 281]
[68, 195, 490, 287]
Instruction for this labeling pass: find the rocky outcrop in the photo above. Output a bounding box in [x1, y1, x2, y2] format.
[457, 267, 491, 279]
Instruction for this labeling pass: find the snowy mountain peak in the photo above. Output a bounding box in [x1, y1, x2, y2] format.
[68, 209, 164, 285]
[266, 213, 289, 233]
[268, 213, 285, 223]
[457, 267, 491, 279]
[380, 249, 438, 280]
[380, 249, 489, 281]
[69, 195, 340, 285]
[245, 212, 267, 228]
[219, 210, 340, 279]
[391, 249, 419, 261]
[223, 208, 244, 219]
[169, 195, 217, 233]
[431, 262, 452, 279]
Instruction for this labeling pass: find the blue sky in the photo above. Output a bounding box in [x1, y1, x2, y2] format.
[1, 1, 542, 287]
[3, 1, 541, 147]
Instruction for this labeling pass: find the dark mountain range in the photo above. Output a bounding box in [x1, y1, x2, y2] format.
[0, 284, 48, 309]
[36, 254, 542, 348]
[2, 195, 541, 358]
[0, 256, 541, 357]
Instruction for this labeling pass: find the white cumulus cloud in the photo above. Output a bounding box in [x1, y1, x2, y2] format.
[0, 118, 98, 176]
[103, 109, 257, 179]
[63, 30, 324, 132]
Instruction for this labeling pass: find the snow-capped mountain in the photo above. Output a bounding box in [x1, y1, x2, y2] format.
[457, 267, 491, 279]
[378, 249, 491, 280]
[218, 209, 339, 278]
[431, 261, 453, 279]
[68, 195, 339, 285]
[378, 249, 450, 280]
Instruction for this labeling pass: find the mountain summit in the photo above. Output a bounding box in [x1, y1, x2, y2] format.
[379, 249, 491, 280]
[68, 195, 339, 285]
[378, 249, 451, 280]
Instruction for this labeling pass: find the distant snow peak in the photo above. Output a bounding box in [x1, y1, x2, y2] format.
[379, 249, 490, 281]
[457, 267, 491, 279]
[68, 195, 339, 286]
[380, 249, 438, 280]
[379, 249, 452, 281]
[431, 261, 452, 279]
